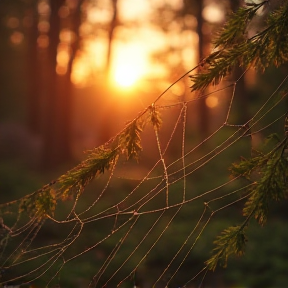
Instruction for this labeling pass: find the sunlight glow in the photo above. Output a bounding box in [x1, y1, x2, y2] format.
[111, 43, 147, 89]
[10, 31, 24, 45]
[114, 64, 140, 87]
[202, 2, 225, 23]
[206, 96, 219, 108]
[71, 59, 90, 87]
[118, 0, 151, 21]
[70, 0, 198, 91]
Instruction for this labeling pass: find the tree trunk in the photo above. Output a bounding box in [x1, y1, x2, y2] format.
[106, 0, 118, 76]
[27, 0, 42, 135]
[97, 0, 119, 145]
[196, 0, 209, 139]
[230, 0, 249, 125]
[42, 0, 70, 169]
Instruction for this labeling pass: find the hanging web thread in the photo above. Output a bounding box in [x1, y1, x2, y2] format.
[0, 63, 288, 288]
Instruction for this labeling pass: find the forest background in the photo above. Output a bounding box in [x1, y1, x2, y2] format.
[0, 0, 288, 287]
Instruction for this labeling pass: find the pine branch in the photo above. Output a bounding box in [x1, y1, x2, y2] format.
[243, 151, 288, 225]
[58, 147, 118, 200]
[191, 1, 288, 91]
[231, 135, 288, 225]
[149, 104, 162, 131]
[230, 154, 265, 180]
[214, 2, 267, 48]
[206, 225, 247, 271]
[19, 188, 57, 218]
[13, 104, 161, 219]
[207, 134, 288, 271]
[118, 119, 143, 161]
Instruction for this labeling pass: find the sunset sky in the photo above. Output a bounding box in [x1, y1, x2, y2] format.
[70, 0, 225, 91]
[14, 0, 227, 97]
[6, 0, 226, 93]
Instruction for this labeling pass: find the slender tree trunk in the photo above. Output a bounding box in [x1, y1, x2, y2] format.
[42, 0, 68, 169]
[27, 0, 42, 135]
[196, 0, 209, 139]
[230, 0, 249, 125]
[98, 0, 118, 144]
[56, 0, 82, 161]
[106, 0, 118, 77]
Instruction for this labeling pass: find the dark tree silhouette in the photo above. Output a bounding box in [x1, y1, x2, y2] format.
[195, 0, 210, 139]
[27, 0, 42, 135]
[41, 0, 82, 169]
[230, 0, 249, 124]
[42, 0, 68, 169]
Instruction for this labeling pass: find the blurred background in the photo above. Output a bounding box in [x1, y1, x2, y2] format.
[0, 0, 229, 170]
[1, 0, 288, 287]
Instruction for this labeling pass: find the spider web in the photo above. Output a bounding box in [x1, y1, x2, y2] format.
[0, 65, 287, 288]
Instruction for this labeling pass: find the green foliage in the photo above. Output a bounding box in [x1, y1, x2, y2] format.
[265, 3, 288, 66]
[242, 150, 288, 225]
[2, 1, 288, 285]
[58, 146, 118, 200]
[118, 119, 143, 161]
[191, 1, 288, 91]
[19, 188, 56, 218]
[231, 138, 288, 225]
[206, 225, 247, 271]
[11, 147, 119, 220]
[193, 2, 288, 270]
[207, 135, 288, 271]
[214, 3, 266, 48]
[8, 105, 162, 220]
[230, 154, 264, 180]
[225, 220, 288, 288]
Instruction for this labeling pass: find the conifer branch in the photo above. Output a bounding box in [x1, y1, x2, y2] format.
[118, 119, 143, 161]
[207, 134, 288, 271]
[19, 188, 57, 219]
[149, 104, 162, 131]
[242, 150, 288, 225]
[12, 102, 164, 219]
[16, 147, 119, 219]
[213, 2, 267, 48]
[58, 147, 118, 200]
[191, 1, 288, 91]
[206, 225, 247, 271]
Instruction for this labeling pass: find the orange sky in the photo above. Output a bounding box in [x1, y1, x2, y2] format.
[71, 0, 198, 90]
[32, 0, 225, 94]
[7, 0, 225, 92]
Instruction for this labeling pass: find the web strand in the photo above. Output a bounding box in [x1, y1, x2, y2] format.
[1, 64, 288, 287]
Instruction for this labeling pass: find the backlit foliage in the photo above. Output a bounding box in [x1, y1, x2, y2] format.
[191, 1, 288, 91]
[118, 119, 143, 161]
[201, 0, 288, 271]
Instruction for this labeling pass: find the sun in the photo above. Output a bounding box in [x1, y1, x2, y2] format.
[114, 63, 141, 88]
[111, 42, 147, 89]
